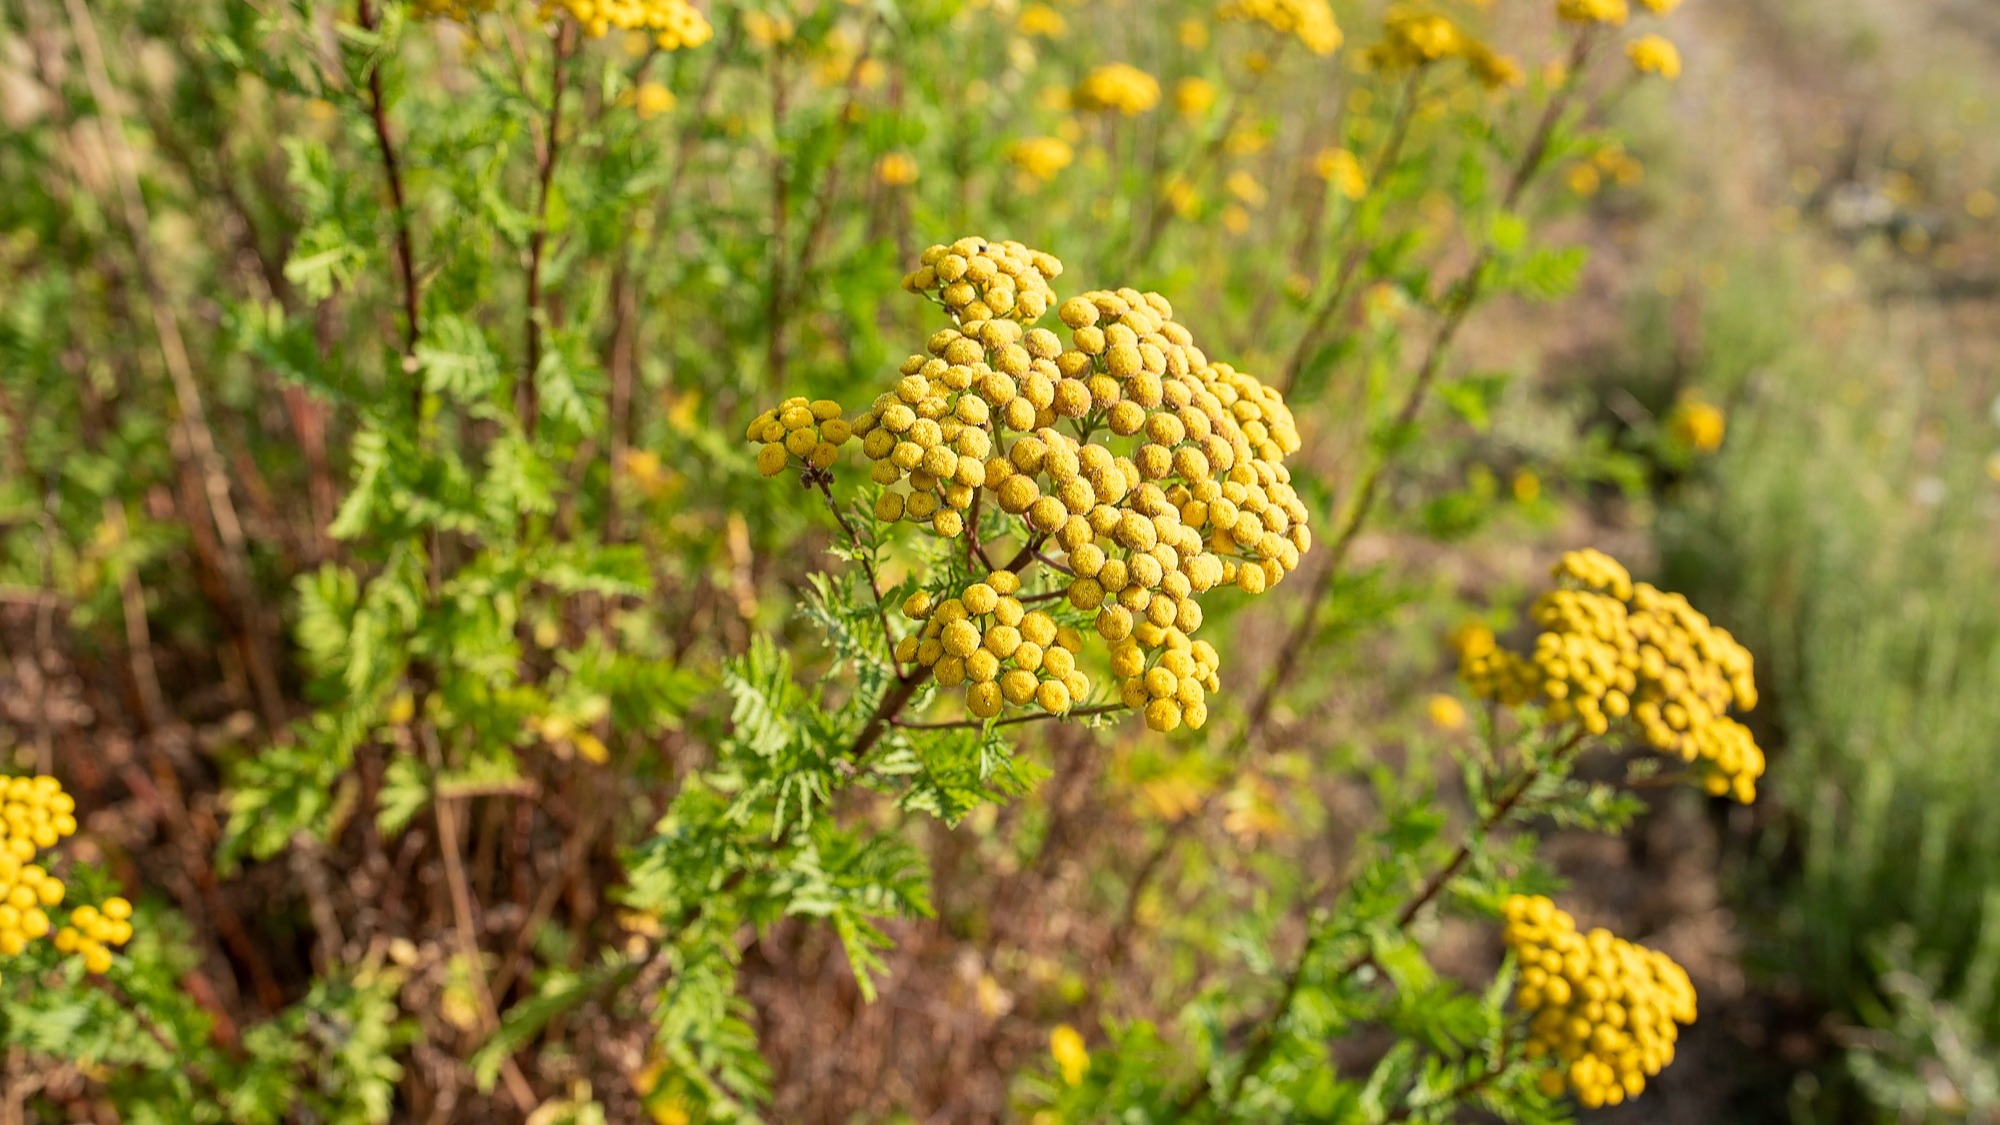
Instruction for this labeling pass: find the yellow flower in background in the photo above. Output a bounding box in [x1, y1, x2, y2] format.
[1371, 8, 1463, 69]
[1667, 395, 1727, 453]
[1967, 189, 1999, 219]
[1164, 174, 1201, 217]
[1556, 0, 1629, 25]
[1175, 77, 1219, 118]
[1179, 18, 1211, 49]
[1627, 34, 1682, 80]
[1985, 450, 2000, 483]
[1595, 145, 1645, 186]
[1315, 147, 1368, 200]
[541, 0, 712, 50]
[1513, 469, 1542, 503]
[1637, 0, 1682, 12]
[1050, 1024, 1090, 1086]
[1567, 163, 1602, 197]
[1216, 0, 1344, 57]
[1226, 169, 1268, 208]
[634, 82, 676, 119]
[875, 152, 919, 187]
[1466, 43, 1525, 89]
[1074, 63, 1162, 116]
[1223, 204, 1252, 234]
[1426, 693, 1468, 731]
[1017, 4, 1066, 37]
[742, 10, 795, 46]
[1007, 136, 1075, 181]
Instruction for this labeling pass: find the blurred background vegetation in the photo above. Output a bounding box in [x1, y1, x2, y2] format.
[2, 0, 1999, 1119]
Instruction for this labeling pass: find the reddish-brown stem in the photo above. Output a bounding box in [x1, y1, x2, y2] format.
[891, 704, 1129, 731]
[355, 0, 421, 368]
[521, 23, 574, 439]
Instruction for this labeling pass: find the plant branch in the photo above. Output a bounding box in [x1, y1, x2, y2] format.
[520, 21, 575, 439]
[891, 704, 1128, 731]
[354, 0, 421, 366]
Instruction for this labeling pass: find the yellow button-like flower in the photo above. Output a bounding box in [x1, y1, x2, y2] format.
[1315, 147, 1368, 200]
[1017, 3, 1066, 37]
[875, 152, 919, 187]
[634, 82, 676, 120]
[1007, 136, 1075, 182]
[1556, 0, 1630, 25]
[1627, 34, 1682, 80]
[1175, 77, 1219, 118]
[1050, 1024, 1090, 1086]
[1666, 396, 1726, 453]
[1074, 63, 1162, 117]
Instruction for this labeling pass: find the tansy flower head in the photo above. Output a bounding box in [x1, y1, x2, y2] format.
[875, 152, 919, 187]
[1503, 895, 1697, 1108]
[774, 240, 1311, 733]
[1556, 0, 1630, 25]
[1637, 0, 1681, 12]
[1175, 77, 1219, 118]
[634, 82, 676, 119]
[1007, 137, 1075, 182]
[1017, 4, 1066, 37]
[541, 0, 712, 49]
[1050, 1024, 1089, 1086]
[1626, 34, 1682, 79]
[744, 397, 854, 478]
[1666, 396, 1725, 452]
[1315, 147, 1368, 200]
[1216, 0, 1344, 56]
[1074, 63, 1162, 116]
[1457, 549, 1763, 802]
[1370, 7, 1464, 69]
[1466, 42, 1526, 89]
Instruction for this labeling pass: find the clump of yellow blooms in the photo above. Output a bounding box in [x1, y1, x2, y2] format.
[1637, 0, 1681, 12]
[875, 152, 920, 187]
[1315, 147, 1368, 200]
[1016, 4, 1067, 37]
[1216, 0, 1343, 57]
[1626, 34, 1682, 80]
[1175, 77, 1219, 119]
[754, 238, 1310, 733]
[900, 237, 1063, 325]
[0, 775, 132, 980]
[1008, 137, 1076, 182]
[1455, 549, 1765, 802]
[1556, 0, 1629, 26]
[1503, 895, 1696, 1109]
[537, 0, 712, 48]
[1073, 64, 1162, 117]
[53, 897, 135, 975]
[1370, 7, 1462, 67]
[745, 398, 854, 478]
[1666, 395, 1726, 453]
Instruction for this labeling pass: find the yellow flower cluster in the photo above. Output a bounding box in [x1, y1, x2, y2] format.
[1216, 0, 1343, 56]
[1504, 895, 1696, 1109]
[895, 576, 1092, 718]
[1666, 396, 1725, 452]
[0, 776, 131, 981]
[1314, 147, 1368, 200]
[1073, 64, 1162, 117]
[1456, 550, 1765, 802]
[1371, 8, 1461, 66]
[539, 0, 712, 49]
[53, 897, 134, 975]
[1556, 0, 1629, 26]
[1626, 34, 1681, 79]
[1638, 0, 1681, 11]
[761, 239, 1309, 732]
[1008, 137, 1076, 182]
[1367, 9, 1521, 89]
[745, 398, 854, 478]
[1017, 4, 1067, 37]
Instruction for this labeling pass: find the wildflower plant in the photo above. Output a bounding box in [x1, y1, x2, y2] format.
[0, 0, 1752, 1119]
